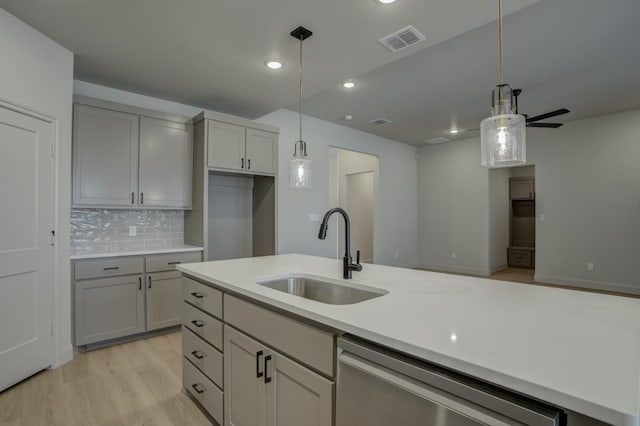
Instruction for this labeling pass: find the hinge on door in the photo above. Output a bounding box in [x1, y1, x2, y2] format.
[50, 230, 55, 246]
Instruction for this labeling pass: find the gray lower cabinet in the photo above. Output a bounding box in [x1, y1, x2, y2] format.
[224, 325, 333, 426]
[75, 274, 145, 345]
[146, 270, 183, 331]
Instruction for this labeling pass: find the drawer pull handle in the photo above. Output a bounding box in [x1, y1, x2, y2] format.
[190, 292, 204, 299]
[191, 320, 205, 328]
[168, 261, 181, 265]
[256, 350, 264, 378]
[264, 355, 272, 384]
[191, 383, 205, 394]
[191, 350, 205, 360]
[103, 267, 119, 271]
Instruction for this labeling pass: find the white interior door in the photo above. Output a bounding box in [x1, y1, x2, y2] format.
[0, 106, 54, 391]
[345, 172, 375, 263]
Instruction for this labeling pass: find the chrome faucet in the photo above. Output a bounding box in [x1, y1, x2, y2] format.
[318, 207, 362, 279]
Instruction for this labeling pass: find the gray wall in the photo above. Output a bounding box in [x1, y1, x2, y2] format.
[258, 109, 419, 268]
[418, 109, 640, 294]
[489, 168, 510, 272]
[0, 8, 74, 366]
[417, 139, 491, 275]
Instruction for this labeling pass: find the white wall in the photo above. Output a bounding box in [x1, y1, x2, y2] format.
[417, 139, 491, 275]
[489, 168, 510, 272]
[418, 109, 640, 294]
[0, 8, 74, 366]
[258, 109, 419, 268]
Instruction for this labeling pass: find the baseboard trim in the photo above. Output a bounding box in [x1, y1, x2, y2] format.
[55, 344, 73, 368]
[490, 264, 508, 274]
[418, 263, 491, 277]
[534, 274, 640, 296]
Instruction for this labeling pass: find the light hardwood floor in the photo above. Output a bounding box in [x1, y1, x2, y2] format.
[0, 331, 214, 426]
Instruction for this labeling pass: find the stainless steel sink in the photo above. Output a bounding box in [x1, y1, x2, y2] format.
[257, 276, 387, 305]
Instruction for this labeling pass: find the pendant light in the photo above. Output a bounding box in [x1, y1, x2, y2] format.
[289, 26, 313, 188]
[480, 0, 526, 168]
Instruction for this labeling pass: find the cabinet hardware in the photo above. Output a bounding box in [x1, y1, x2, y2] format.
[256, 350, 264, 378]
[190, 292, 204, 299]
[168, 261, 181, 265]
[191, 320, 205, 328]
[138, 277, 142, 290]
[241, 158, 244, 169]
[131, 192, 134, 204]
[148, 276, 152, 289]
[191, 383, 205, 394]
[103, 267, 120, 271]
[191, 350, 205, 360]
[264, 355, 272, 383]
[247, 159, 251, 170]
[140, 192, 144, 204]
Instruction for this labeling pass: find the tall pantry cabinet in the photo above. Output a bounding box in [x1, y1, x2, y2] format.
[185, 111, 278, 261]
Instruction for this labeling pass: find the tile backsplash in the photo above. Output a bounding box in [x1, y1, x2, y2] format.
[71, 208, 184, 255]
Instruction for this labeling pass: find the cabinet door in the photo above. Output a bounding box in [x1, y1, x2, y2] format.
[510, 180, 534, 200]
[139, 117, 192, 208]
[245, 129, 277, 175]
[265, 350, 333, 426]
[224, 325, 266, 426]
[72, 104, 139, 206]
[146, 270, 182, 331]
[208, 121, 246, 172]
[75, 274, 145, 345]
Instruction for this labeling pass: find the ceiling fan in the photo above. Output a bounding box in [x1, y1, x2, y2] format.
[512, 88, 570, 129]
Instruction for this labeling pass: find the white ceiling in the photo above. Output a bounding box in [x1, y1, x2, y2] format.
[1, 0, 639, 145]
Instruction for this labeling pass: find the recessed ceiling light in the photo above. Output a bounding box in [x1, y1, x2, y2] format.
[265, 59, 284, 70]
[377, 0, 397, 4]
[343, 81, 356, 89]
[449, 128, 460, 134]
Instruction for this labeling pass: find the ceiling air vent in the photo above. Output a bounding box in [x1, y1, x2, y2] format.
[424, 137, 451, 145]
[369, 118, 392, 126]
[379, 26, 425, 52]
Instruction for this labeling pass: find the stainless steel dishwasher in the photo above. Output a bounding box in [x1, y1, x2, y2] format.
[337, 336, 564, 426]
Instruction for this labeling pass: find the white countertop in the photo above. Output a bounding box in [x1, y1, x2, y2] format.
[70, 245, 203, 260]
[177, 254, 640, 425]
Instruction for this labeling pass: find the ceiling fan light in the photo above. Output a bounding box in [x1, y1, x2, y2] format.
[480, 113, 526, 168]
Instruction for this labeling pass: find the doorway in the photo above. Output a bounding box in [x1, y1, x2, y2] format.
[489, 165, 536, 279]
[330, 148, 379, 264]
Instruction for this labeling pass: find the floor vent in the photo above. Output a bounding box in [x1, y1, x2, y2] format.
[369, 118, 392, 126]
[424, 137, 451, 145]
[379, 26, 426, 52]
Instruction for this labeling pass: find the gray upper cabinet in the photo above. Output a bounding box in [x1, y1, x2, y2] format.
[207, 119, 277, 176]
[72, 104, 139, 207]
[72, 99, 193, 209]
[245, 128, 277, 175]
[207, 121, 246, 172]
[139, 117, 192, 208]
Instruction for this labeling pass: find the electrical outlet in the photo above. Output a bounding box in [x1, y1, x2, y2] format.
[587, 262, 594, 271]
[451, 252, 457, 259]
[540, 214, 546, 222]
[308, 214, 320, 222]
[394, 251, 399, 259]
[129, 226, 136, 237]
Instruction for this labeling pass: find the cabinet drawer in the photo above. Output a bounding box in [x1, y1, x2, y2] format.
[74, 256, 143, 280]
[224, 295, 335, 377]
[183, 277, 223, 319]
[145, 251, 202, 273]
[183, 302, 223, 350]
[508, 249, 533, 268]
[183, 327, 223, 388]
[183, 357, 223, 425]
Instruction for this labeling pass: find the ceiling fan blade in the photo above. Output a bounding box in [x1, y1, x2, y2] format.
[527, 122, 563, 128]
[526, 108, 570, 123]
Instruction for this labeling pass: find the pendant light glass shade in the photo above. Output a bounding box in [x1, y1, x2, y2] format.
[289, 140, 311, 188]
[480, 0, 526, 168]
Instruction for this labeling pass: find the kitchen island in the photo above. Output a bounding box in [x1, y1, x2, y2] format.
[178, 254, 640, 426]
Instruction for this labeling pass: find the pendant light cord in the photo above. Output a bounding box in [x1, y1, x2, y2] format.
[299, 36, 303, 144]
[498, 0, 503, 86]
